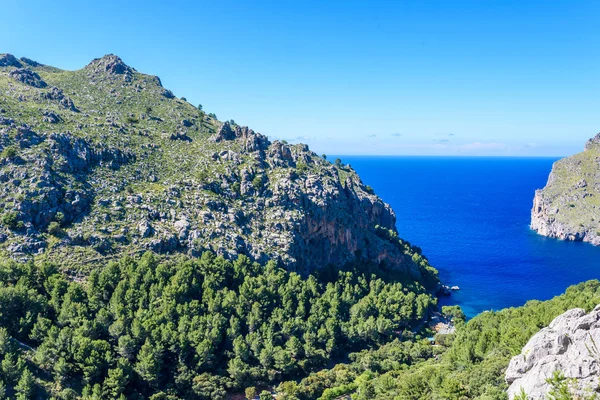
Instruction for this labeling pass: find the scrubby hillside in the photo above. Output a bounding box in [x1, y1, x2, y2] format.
[0, 53, 436, 283]
[532, 134, 600, 245]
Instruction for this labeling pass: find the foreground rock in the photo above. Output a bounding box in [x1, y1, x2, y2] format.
[531, 133, 600, 245]
[506, 306, 600, 399]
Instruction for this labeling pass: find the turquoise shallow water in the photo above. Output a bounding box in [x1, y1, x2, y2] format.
[337, 156, 600, 318]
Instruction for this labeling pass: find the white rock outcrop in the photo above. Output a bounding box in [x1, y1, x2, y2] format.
[506, 305, 600, 399]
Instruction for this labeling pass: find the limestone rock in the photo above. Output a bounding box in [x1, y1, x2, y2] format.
[506, 306, 600, 399]
[43, 111, 62, 124]
[9, 68, 47, 88]
[86, 54, 134, 75]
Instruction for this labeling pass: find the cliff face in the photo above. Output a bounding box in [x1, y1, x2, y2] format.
[0, 53, 425, 278]
[531, 133, 600, 246]
[506, 306, 600, 399]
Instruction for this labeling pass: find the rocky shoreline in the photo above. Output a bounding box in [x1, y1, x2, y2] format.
[530, 133, 600, 246]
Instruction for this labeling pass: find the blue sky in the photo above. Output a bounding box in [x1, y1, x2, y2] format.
[2, 0, 599, 156]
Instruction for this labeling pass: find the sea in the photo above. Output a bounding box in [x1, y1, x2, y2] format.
[337, 156, 600, 318]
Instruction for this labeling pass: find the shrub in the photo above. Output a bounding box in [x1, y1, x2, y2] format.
[322, 154, 327, 160]
[54, 212, 65, 225]
[125, 116, 139, 124]
[296, 162, 308, 173]
[365, 185, 374, 194]
[232, 181, 241, 195]
[259, 391, 272, 400]
[1, 146, 17, 160]
[47, 221, 61, 236]
[252, 175, 265, 191]
[197, 104, 203, 111]
[334, 158, 342, 166]
[1, 211, 19, 230]
[442, 305, 466, 324]
[245, 387, 257, 399]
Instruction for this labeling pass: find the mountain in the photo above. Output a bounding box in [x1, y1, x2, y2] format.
[0, 53, 435, 282]
[531, 134, 600, 245]
[0, 52, 447, 400]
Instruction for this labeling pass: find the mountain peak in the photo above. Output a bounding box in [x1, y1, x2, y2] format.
[584, 132, 600, 151]
[85, 54, 134, 75]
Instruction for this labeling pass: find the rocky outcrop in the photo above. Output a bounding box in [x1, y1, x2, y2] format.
[43, 111, 62, 124]
[531, 134, 600, 246]
[0, 53, 22, 68]
[43, 87, 79, 112]
[86, 54, 134, 76]
[9, 68, 47, 88]
[20, 57, 42, 68]
[506, 306, 600, 399]
[49, 133, 135, 172]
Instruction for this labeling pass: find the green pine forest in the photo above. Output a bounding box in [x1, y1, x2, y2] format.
[0, 249, 599, 399]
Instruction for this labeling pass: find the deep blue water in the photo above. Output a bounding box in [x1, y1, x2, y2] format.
[337, 156, 600, 318]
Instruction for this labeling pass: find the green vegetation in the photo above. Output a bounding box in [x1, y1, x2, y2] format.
[125, 115, 139, 124]
[47, 221, 62, 236]
[0, 251, 434, 399]
[1, 211, 19, 230]
[252, 174, 265, 191]
[0, 146, 17, 160]
[278, 280, 600, 399]
[296, 161, 308, 173]
[3, 244, 594, 399]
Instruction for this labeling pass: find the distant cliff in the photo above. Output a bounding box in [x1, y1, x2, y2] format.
[531, 133, 600, 245]
[0, 53, 434, 282]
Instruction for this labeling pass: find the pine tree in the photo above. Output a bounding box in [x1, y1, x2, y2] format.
[135, 340, 162, 385]
[15, 368, 35, 400]
[103, 365, 129, 399]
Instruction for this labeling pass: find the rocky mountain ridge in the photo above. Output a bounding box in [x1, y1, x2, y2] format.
[506, 305, 600, 399]
[0, 53, 434, 281]
[531, 133, 600, 245]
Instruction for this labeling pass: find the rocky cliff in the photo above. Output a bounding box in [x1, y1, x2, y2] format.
[531, 134, 600, 245]
[506, 306, 600, 399]
[0, 53, 432, 280]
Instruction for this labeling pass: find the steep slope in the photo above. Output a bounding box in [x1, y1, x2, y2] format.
[506, 306, 600, 399]
[0, 53, 434, 281]
[531, 134, 600, 245]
